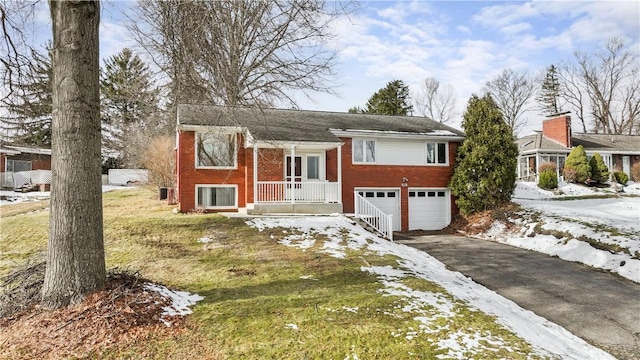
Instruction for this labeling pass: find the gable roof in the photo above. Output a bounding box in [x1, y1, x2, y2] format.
[177, 105, 464, 143]
[517, 132, 640, 154]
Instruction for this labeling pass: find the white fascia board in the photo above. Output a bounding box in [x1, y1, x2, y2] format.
[0, 149, 21, 155]
[253, 140, 342, 150]
[4, 145, 51, 155]
[177, 124, 245, 134]
[330, 129, 464, 141]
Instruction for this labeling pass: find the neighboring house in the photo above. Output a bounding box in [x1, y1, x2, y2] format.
[175, 105, 465, 235]
[0, 143, 52, 190]
[0, 143, 52, 172]
[517, 114, 640, 181]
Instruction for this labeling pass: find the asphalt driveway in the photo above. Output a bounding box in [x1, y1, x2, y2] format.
[396, 234, 640, 360]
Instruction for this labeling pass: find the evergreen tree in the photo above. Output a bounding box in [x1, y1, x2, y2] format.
[0, 46, 52, 146]
[536, 64, 562, 116]
[362, 80, 413, 116]
[588, 152, 609, 183]
[449, 94, 518, 215]
[100, 48, 160, 162]
[563, 145, 591, 183]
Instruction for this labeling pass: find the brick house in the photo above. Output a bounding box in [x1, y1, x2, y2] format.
[0, 144, 52, 172]
[176, 105, 465, 235]
[517, 114, 640, 181]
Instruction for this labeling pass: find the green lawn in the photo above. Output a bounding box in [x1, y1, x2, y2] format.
[0, 188, 547, 359]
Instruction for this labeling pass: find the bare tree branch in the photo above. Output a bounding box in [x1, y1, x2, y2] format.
[128, 0, 348, 113]
[484, 69, 538, 135]
[414, 77, 457, 123]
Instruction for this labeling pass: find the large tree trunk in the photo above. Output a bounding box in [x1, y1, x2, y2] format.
[42, 0, 105, 309]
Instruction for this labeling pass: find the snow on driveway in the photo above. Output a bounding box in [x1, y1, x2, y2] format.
[248, 215, 614, 360]
[486, 182, 640, 283]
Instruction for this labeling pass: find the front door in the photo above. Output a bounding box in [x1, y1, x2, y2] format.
[286, 155, 302, 182]
[623, 156, 631, 177]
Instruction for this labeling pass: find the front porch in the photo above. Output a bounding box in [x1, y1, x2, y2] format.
[249, 181, 342, 214]
[247, 142, 343, 214]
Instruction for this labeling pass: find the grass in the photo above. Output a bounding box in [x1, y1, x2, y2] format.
[0, 187, 548, 359]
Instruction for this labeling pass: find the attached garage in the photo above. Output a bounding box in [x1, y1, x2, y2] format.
[408, 188, 450, 230]
[356, 189, 401, 231]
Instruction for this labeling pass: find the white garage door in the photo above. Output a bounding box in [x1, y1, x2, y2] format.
[409, 189, 450, 230]
[356, 189, 401, 231]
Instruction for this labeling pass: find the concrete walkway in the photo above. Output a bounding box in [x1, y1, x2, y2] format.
[396, 235, 640, 360]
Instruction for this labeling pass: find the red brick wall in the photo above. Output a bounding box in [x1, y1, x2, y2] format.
[326, 148, 338, 182]
[176, 131, 248, 212]
[340, 138, 460, 231]
[257, 148, 284, 181]
[31, 157, 52, 170]
[0, 154, 5, 172]
[542, 115, 571, 147]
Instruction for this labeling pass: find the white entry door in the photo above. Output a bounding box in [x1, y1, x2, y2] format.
[356, 189, 401, 231]
[408, 189, 450, 230]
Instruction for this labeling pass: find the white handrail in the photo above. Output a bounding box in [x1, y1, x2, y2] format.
[256, 181, 339, 203]
[354, 191, 393, 241]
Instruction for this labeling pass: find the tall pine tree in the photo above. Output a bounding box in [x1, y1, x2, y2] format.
[537, 65, 562, 116]
[358, 80, 413, 116]
[449, 94, 518, 215]
[0, 46, 52, 146]
[100, 48, 160, 161]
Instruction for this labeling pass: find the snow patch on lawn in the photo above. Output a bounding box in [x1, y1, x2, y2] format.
[248, 216, 614, 360]
[143, 283, 204, 327]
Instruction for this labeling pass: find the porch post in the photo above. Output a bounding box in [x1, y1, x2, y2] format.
[337, 144, 342, 204]
[290, 144, 295, 204]
[253, 145, 258, 204]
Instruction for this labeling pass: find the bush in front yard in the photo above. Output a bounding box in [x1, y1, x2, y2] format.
[613, 171, 629, 185]
[563, 145, 590, 183]
[632, 163, 640, 182]
[538, 161, 556, 174]
[538, 170, 558, 190]
[588, 152, 609, 183]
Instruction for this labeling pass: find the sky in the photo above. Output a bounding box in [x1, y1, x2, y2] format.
[21, 0, 640, 136]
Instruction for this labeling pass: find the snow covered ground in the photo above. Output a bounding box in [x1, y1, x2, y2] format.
[484, 181, 640, 283]
[0, 185, 136, 206]
[248, 215, 614, 360]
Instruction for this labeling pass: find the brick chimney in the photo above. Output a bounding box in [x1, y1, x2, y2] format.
[542, 114, 571, 147]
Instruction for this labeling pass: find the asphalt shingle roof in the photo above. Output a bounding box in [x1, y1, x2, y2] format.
[517, 132, 640, 153]
[177, 105, 464, 143]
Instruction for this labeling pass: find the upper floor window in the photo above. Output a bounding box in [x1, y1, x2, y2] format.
[353, 139, 376, 164]
[426, 142, 447, 164]
[196, 132, 237, 168]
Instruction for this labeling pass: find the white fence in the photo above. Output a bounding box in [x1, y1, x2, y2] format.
[354, 192, 394, 241]
[108, 169, 149, 185]
[256, 181, 339, 203]
[0, 170, 52, 190]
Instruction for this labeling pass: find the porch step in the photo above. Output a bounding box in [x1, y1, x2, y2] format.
[249, 202, 343, 215]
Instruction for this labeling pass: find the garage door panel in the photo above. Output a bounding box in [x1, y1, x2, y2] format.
[357, 189, 400, 231]
[409, 189, 449, 230]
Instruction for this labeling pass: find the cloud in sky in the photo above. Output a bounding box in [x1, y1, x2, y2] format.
[18, 0, 640, 135]
[303, 0, 639, 134]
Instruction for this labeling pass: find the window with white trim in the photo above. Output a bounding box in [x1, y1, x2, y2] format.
[196, 185, 237, 208]
[353, 139, 376, 163]
[426, 142, 447, 164]
[196, 132, 237, 168]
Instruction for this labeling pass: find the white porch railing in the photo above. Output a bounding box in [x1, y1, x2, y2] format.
[256, 181, 339, 203]
[354, 192, 393, 241]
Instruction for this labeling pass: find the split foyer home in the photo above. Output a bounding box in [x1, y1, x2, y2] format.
[517, 114, 640, 181]
[175, 105, 465, 237]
